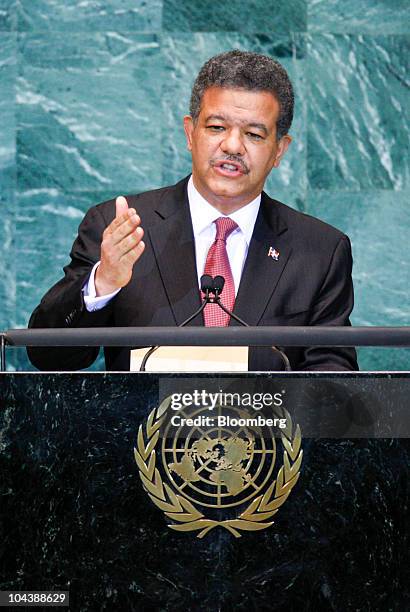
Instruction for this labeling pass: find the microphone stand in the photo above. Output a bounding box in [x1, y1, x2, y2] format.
[213, 295, 291, 372]
[139, 288, 212, 372]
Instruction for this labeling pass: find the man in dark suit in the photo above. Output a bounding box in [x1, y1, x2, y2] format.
[28, 50, 358, 372]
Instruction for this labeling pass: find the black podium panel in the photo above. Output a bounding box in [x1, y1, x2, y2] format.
[0, 373, 409, 611]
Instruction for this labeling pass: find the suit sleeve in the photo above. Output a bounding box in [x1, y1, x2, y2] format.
[27, 203, 115, 371]
[299, 235, 358, 371]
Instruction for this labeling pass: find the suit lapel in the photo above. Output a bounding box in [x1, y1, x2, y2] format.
[232, 192, 292, 325]
[148, 177, 202, 325]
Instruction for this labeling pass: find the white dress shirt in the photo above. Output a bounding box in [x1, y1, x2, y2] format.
[83, 175, 261, 311]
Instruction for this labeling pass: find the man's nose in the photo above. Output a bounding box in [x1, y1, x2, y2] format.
[220, 129, 245, 156]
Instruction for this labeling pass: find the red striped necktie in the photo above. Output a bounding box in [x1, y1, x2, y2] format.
[203, 217, 238, 327]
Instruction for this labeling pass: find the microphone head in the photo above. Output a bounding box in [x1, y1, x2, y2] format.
[200, 274, 214, 292]
[213, 275, 225, 294]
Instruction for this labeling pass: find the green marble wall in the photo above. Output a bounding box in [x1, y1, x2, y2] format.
[0, 1, 409, 370]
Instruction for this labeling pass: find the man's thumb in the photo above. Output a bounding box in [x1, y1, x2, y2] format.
[115, 195, 129, 218]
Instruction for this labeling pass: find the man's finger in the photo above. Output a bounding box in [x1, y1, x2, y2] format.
[115, 195, 129, 219]
[107, 208, 137, 235]
[120, 240, 145, 266]
[110, 214, 141, 245]
[117, 227, 144, 257]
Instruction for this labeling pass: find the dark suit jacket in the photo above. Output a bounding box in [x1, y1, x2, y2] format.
[28, 176, 358, 371]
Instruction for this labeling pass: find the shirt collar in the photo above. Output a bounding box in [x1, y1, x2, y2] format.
[188, 175, 261, 245]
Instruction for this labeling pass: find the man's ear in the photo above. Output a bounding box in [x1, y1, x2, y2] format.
[273, 135, 292, 168]
[183, 115, 194, 151]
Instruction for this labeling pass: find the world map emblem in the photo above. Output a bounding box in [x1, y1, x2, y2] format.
[134, 395, 303, 538]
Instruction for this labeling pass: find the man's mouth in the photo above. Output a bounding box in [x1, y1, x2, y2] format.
[211, 159, 249, 177]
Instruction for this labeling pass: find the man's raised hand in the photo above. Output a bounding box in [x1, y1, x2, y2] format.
[95, 196, 145, 296]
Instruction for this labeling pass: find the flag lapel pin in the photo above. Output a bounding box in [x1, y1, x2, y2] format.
[268, 246, 280, 261]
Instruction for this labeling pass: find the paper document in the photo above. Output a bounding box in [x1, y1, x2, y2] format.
[130, 346, 249, 372]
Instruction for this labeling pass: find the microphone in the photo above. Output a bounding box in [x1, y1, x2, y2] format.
[139, 274, 216, 371]
[212, 275, 225, 295]
[210, 275, 291, 371]
[200, 274, 214, 296]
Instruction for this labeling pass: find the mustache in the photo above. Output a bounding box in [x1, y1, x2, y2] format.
[210, 156, 250, 175]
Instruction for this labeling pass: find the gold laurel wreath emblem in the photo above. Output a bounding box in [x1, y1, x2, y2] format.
[134, 397, 303, 538]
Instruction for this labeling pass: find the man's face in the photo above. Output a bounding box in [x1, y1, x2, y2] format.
[183, 86, 291, 212]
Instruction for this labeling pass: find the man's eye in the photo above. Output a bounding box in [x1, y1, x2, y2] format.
[247, 132, 263, 140]
[207, 125, 225, 131]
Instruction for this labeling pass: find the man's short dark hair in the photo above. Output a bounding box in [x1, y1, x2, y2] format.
[190, 49, 294, 140]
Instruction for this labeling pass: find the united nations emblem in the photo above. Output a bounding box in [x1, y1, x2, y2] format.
[134, 396, 303, 538]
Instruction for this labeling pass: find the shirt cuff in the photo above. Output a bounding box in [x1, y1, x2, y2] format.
[82, 261, 121, 312]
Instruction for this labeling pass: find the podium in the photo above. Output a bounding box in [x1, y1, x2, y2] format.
[0, 364, 409, 610]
